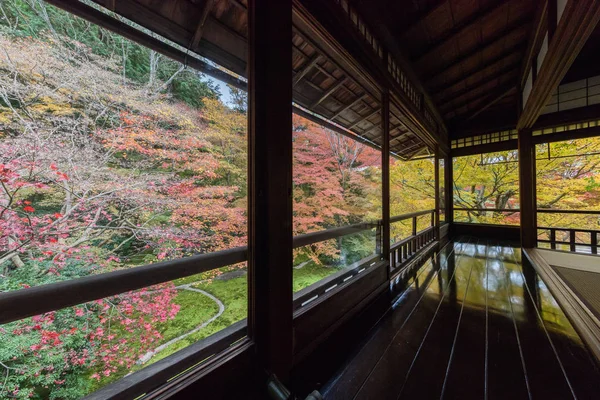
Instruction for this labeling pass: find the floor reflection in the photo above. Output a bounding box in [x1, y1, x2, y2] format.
[325, 237, 600, 400]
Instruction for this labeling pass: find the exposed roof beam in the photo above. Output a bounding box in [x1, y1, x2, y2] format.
[330, 94, 367, 120]
[518, 0, 600, 129]
[293, 54, 320, 86]
[413, 0, 509, 62]
[348, 0, 448, 137]
[89, 0, 247, 76]
[45, 0, 247, 89]
[436, 64, 519, 105]
[466, 84, 517, 121]
[349, 107, 380, 129]
[424, 42, 524, 84]
[405, 143, 429, 159]
[311, 76, 348, 108]
[443, 82, 515, 116]
[395, 0, 448, 38]
[518, 0, 548, 90]
[190, 0, 214, 50]
[227, 0, 247, 11]
[423, 18, 529, 86]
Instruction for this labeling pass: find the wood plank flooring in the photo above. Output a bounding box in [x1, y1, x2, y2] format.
[322, 238, 600, 400]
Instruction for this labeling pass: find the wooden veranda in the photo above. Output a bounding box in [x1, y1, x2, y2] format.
[3, 0, 600, 399]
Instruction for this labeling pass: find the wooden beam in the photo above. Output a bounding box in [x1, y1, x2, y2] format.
[382, 89, 390, 266]
[547, 0, 557, 42]
[349, 107, 380, 129]
[434, 146, 441, 240]
[293, 54, 320, 86]
[227, 0, 247, 11]
[444, 153, 453, 224]
[534, 103, 600, 130]
[88, 0, 247, 76]
[437, 65, 519, 107]
[311, 76, 348, 108]
[248, 0, 293, 384]
[441, 79, 515, 115]
[413, 0, 511, 62]
[518, 129, 536, 248]
[465, 85, 517, 121]
[451, 139, 518, 157]
[425, 19, 529, 89]
[518, 0, 600, 129]
[396, 0, 448, 37]
[300, 0, 448, 148]
[190, 0, 214, 50]
[518, 0, 548, 90]
[45, 0, 247, 89]
[531, 125, 600, 145]
[425, 42, 524, 86]
[330, 94, 367, 121]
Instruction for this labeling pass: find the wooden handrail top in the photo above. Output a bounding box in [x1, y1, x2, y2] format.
[537, 209, 600, 215]
[538, 226, 600, 234]
[0, 209, 436, 324]
[454, 207, 520, 212]
[390, 209, 435, 223]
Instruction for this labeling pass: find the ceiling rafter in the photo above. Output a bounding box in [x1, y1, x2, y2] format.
[293, 54, 321, 86]
[190, 0, 215, 50]
[441, 76, 516, 115]
[349, 107, 380, 129]
[424, 41, 524, 84]
[422, 17, 530, 86]
[436, 64, 519, 105]
[396, 0, 448, 38]
[311, 76, 348, 108]
[330, 93, 368, 121]
[412, 0, 509, 62]
[465, 84, 517, 121]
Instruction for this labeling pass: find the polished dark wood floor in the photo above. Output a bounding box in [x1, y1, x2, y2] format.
[322, 238, 600, 400]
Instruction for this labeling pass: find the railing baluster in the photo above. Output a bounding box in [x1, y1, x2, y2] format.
[412, 216, 417, 236]
[570, 230, 576, 252]
[592, 232, 598, 254]
[550, 229, 556, 250]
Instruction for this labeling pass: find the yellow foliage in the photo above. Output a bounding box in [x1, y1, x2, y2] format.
[29, 96, 73, 116]
[0, 110, 12, 124]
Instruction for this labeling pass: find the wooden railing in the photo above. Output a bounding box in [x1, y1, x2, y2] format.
[389, 209, 436, 270]
[537, 209, 600, 254]
[0, 210, 438, 399]
[0, 209, 440, 323]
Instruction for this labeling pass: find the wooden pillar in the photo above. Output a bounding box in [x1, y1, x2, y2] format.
[518, 128, 537, 248]
[434, 147, 441, 239]
[381, 89, 390, 265]
[444, 154, 453, 225]
[248, 0, 293, 384]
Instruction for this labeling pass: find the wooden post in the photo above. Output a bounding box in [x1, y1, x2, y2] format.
[382, 89, 390, 266]
[434, 147, 441, 240]
[518, 128, 537, 248]
[248, 0, 293, 385]
[444, 154, 453, 225]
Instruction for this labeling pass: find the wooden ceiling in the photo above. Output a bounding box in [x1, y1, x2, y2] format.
[367, 0, 537, 130]
[50, 0, 432, 159]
